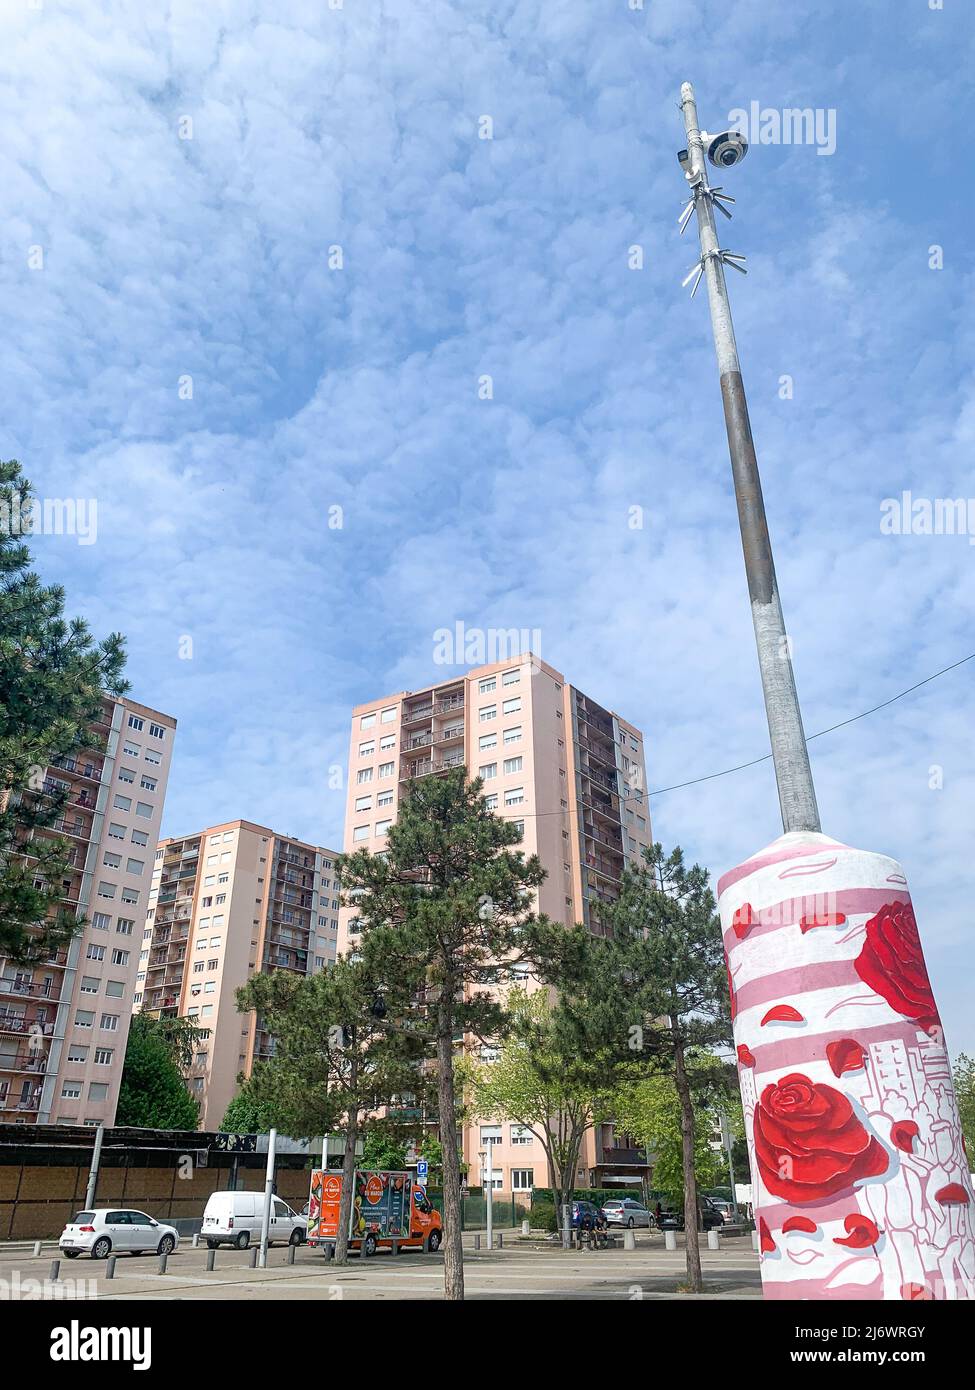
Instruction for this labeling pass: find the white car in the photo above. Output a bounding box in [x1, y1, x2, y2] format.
[202, 1190, 306, 1249]
[601, 1198, 652, 1228]
[60, 1209, 179, 1260]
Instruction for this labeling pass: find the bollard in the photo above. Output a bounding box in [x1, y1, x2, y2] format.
[623, 1228, 636, 1252]
[474, 1234, 480, 1251]
[751, 1230, 760, 1253]
[192, 1234, 200, 1249]
[250, 1245, 259, 1268]
[106, 1256, 117, 1280]
[158, 1251, 169, 1274]
[522, 1219, 530, 1237]
[664, 1230, 677, 1252]
[497, 1232, 503, 1249]
[707, 1228, 720, 1251]
[32, 1240, 42, 1258]
[49, 1260, 60, 1281]
[288, 1243, 296, 1265]
[207, 1248, 216, 1271]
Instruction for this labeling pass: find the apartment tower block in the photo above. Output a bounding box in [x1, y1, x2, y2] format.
[336, 652, 652, 1194]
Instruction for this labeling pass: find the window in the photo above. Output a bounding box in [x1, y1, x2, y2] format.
[107, 823, 125, 840]
[111, 950, 129, 966]
[130, 829, 149, 847]
[126, 858, 144, 875]
[100, 1014, 119, 1031]
[511, 1169, 534, 1191]
[207, 959, 219, 971]
[91, 913, 111, 932]
[128, 715, 144, 731]
[143, 748, 161, 766]
[103, 852, 121, 869]
[512, 820, 525, 838]
[67, 1045, 88, 1063]
[379, 734, 395, 751]
[94, 1048, 113, 1066]
[86, 944, 105, 961]
[118, 767, 135, 784]
[140, 775, 156, 792]
[193, 961, 204, 974]
[112, 795, 131, 812]
[503, 726, 521, 745]
[360, 712, 377, 730]
[354, 796, 372, 812]
[478, 678, 496, 694]
[148, 723, 165, 740]
[122, 740, 140, 757]
[502, 669, 520, 686]
[378, 761, 394, 777]
[75, 1011, 94, 1029]
[478, 733, 497, 750]
[116, 919, 134, 936]
[61, 1082, 82, 1100]
[479, 763, 497, 780]
[135, 802, 152, 818]
[479, 705, 496, 722]
[356, 768, 373, 785]
[377, 789, 394, 808]
[380, 707, 397, 723]
[375, 819, 391, 837]
[80, 976, 99, 993]
[479, 1125, 502, 1145]
[510, 1125, 534, 1145]
[359, 741, 375, 757]
[204, 981, 215, 993]
[97, 881, 116, 899]
[484, 793, 498, 810]
[219, 851, 231, 863]
[504, 787, 525, 806]
[353, 826, 369, 842]
[105, 981, 125, 998]
[503, 757, 523, 775]
[502, 697, 521, 715]
[88, 1083, 109, 1102]
[120, 888, 139, 904]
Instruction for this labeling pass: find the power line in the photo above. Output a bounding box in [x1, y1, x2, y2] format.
[506, 649, 975, 818]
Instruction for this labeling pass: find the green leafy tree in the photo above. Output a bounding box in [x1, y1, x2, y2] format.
[533, 844, 731, 1293]
[219, 1083, 279, 1135]
[116, 1014, 200, 1130]
[612, 1062, 737, 1203]
[360, 1130, 409, 1171]
[0, 460, 127, 962]
[464, 989, 611, 1229]
[954, 1054, 975, 1162]
[237, 955, 429, 1263]
[339, 768, 548, 1301]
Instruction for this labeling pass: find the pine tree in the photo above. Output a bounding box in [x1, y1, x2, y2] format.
[338, 768, 547, 1301]
[115, 1014, 200, 1130]
[238, 955, 429, 1263]
[0, 459, 127, 962]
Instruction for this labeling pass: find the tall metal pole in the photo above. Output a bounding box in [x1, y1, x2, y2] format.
[84, 1122, 105, 1209]
[258, 1127, 277, 1268]
[678, 82, 820, 835]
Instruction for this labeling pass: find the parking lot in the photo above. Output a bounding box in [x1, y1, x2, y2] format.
[0, 1232, 761, 1300]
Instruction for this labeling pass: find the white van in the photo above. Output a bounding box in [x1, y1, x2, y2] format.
[202, 1190, 306, 1249]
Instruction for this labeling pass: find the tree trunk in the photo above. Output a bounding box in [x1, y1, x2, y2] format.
[333, 1116, 359, 1265]
[436, 1002, 465, 1300]
[674, 1040, 703, 1293]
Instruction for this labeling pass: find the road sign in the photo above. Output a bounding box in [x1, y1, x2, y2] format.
[417, 1158, 429, 1180]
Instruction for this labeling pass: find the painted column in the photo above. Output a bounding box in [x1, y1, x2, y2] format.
[719, 831, 975, 1300]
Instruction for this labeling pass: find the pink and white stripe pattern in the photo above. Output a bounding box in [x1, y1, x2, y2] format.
[719, 831, 975, 1301]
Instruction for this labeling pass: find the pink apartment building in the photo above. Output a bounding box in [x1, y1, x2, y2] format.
[0, 696, 176, 1127]
[137, 821, 340, 1130]
[336, 652, 654, 1196]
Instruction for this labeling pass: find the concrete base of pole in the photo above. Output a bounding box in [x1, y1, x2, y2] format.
[721, 831, 975, 1300]
[106, 1256, 117, 1279]
[206, 1248, 216, 1271]
[157, 1252, 168, 1274]
[664, 1231, 677, 1252]
[522, 1219, 530, 1236]
[707, 1229, 720, 1251]
[250, 1246, 260, 1268]
[623, 1229, 636, 1251]
[288, 1243, 296, 1265]
[192, 1233, 200, 1249]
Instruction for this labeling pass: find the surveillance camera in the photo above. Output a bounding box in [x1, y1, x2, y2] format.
[704, 130, 748, 169]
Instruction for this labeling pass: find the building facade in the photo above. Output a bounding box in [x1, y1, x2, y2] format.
[0, 696, 176, 1128]
[335, 652, 653, 1194]
[137, 821, 340, 1130]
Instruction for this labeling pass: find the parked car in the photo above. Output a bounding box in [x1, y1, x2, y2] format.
[566, 1200, 603, 1230]
[202, 1190, 306, 1249]
[655, 1197, 725, 1232]
[709, 1199, 736, 1224]
[601, 1198, 652, 1228]
[59, 1209, 179, 1260]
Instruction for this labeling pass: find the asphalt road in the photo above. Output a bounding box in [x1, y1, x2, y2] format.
[0, 1234, 762, 1301]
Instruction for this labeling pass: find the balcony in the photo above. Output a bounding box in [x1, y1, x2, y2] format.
[0, 1014, 55, 1038]
[435, 694, 464, 714]
[0, 977, 61, 1002]
[402, 702, 434, 725]
[0, 1049, 48, 1074]
[50, 755, 103, 783]
[406, 732, 433, 750]
[436, 724, 465, 744]
[601, 1147, 651, 1168]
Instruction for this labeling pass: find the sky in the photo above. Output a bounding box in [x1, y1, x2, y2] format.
[2, 0, 974, 1051]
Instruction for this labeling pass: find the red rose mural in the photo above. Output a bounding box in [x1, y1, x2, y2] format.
[854, 901, 940, 1033]
[891, 1120, 919, 1154]
[753, 1072, 888, 1203]
[737, 1043, 755, 1067]
[826, 1038, 866, 1077]
[834, 1214, 881, 1249]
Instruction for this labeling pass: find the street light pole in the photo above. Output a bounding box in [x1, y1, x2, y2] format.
[677, 81, 820, 836]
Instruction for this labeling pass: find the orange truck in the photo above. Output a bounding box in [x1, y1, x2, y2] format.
[306, 1169, 442, 1257]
